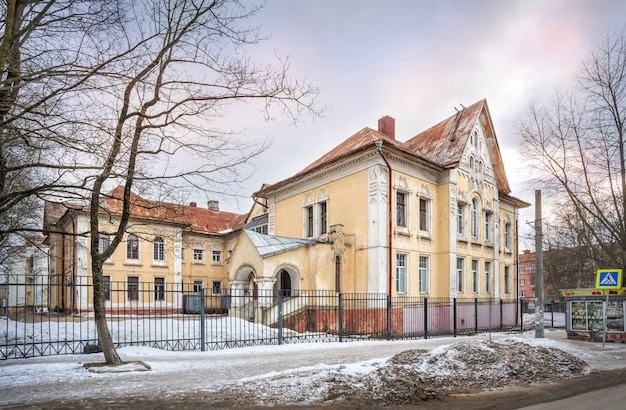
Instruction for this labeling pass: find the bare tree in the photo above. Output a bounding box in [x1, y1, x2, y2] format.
[83, 0, 321, 364]
[517, 29, 626, 280]
[0, 1, 126, 244]
[3, 0, 322, 365]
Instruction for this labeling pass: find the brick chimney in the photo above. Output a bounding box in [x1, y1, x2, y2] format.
[378, 116, 395, 140]
[189, 202, 197, 207]
[208, 200, 219, 211]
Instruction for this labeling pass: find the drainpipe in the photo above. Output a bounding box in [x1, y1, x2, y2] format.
[375, 140, 393, 299]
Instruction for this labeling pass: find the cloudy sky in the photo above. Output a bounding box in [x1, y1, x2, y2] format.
[209, 0, 625, 227]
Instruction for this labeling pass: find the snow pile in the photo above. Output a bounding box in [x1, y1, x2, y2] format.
[207, 337, 589, 406]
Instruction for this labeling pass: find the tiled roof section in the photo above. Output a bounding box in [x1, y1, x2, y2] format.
[404, 99, 486, 168]
[101, 186, 245, 234]
[257, 127, 409, 195]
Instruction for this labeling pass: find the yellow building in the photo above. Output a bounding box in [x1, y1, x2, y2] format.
[44, 188, 245, 313]
[229, 99, 529, 304]
[44, 99, 528, 314]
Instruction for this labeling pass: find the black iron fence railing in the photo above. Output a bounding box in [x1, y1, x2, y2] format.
[1, 278, 527, 360]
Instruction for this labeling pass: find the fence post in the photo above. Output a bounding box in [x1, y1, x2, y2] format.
[386, 295, 392, 340]
[278, 291, 284, 345]
[453, 298, 457, 337]
[520, 299, 524, 330]
[499, 299, 503, 331]
[474, 298, 478, 334]
[424, 298, 428, 339]
[200, 287, 206, 351]
[338, 293, 343, 342]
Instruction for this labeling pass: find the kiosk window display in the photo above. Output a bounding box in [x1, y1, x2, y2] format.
[562, 289, 626, 341]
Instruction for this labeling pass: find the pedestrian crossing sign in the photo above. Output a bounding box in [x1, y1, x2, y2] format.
[596, 269, 623, 289]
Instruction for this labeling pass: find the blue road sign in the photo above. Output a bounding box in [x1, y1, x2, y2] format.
[596, 269, 623, 289]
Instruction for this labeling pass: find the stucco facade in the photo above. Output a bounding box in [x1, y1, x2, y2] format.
[231, 99, 529, 301]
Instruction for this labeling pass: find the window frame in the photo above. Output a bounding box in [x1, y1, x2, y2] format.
[127, 276, 139, 301]
[193, 280, 203, 293]
[396, 253, 407, 293]
[471, 259, 479, 293]
[126, 234, 139, 261]
[153, 236, 165, 263]
[504, 266, 511, 294]
[154, 277, 165, 301]
[456, 257, 465, 293]
[193, 248, 204, 263]
[103, 275, 111, 301]
[471, 198, 479, 240]
[320, 201, 328, 235]
[212, 281, 222, 295]
[419, 255, 429, 293]
[396, 191, 406, 227]
[457, 203, 465, 236]
[306, 205, 314, 237]
[211, 250, 222, 264]
[485, 261, 492, 293]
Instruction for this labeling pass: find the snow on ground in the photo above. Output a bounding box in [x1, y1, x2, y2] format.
[3, 312, 626, 407]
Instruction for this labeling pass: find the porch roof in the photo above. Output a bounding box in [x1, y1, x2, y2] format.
[245, 229, 316, 258]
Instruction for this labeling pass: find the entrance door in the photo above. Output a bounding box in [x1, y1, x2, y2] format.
[279, 269, 291, 297]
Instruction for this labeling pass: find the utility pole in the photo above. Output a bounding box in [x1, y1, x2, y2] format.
[535, 190, 544, 338]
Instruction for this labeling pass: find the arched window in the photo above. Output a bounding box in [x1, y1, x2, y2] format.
[471, 198, 479, 239]
[127, 234, 139, 260]
[469, 156, 474, 171]
[153, 236, 165, 261]
[335, 255, 342, 293]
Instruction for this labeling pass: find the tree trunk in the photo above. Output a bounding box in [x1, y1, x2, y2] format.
[93, 264, 122, 365]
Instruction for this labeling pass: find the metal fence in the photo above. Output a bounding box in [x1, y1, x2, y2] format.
[1, 279, 523, 360]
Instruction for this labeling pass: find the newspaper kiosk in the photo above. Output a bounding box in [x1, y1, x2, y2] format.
[562, 288, 626, 342]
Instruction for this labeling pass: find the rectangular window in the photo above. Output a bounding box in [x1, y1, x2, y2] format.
[212, 281, 222, 295]
[456, 257, 465, 293]
[193, 280, 203, 293]
[471, 259, 479, 293]
[320, 201, 328, 234]
[396, 192, 406, 227]
[485, 261, 492, 293]
[419, 256, 429, 293]
[212, 250, 222, 263]
[103, 275, 111, 301]
[419, 198, 429, 232]
[193, 248, 204, 262]
[504, 266, 511, 294]
[98, 234, 110, 254]
[457, 204, 464, 235]
[520, 290, 526, 297]
[306, 205, 314, 237]
[504, 223, 512, 249]
[471, 200, 479, 239]
[396, 253, 407, 293]
[518, 266, 525, 275]
[153, 237, 165, 262]
[154, 277, 165, 301]
[128, 276, 139, 301]
[127, 234, 139, 260]
[519, 278, 526, 286]
[485, 213, 491, 241]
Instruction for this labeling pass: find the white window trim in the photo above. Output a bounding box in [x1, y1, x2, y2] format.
[211, 250, 223, 265]
[153, 237, 166, 265]
[471, 259, 479, 294]
[395, 190, 411, 236]
[456, 257, 465, 293]
[419, 255, 430, 293]
[303, 200, 329, 238]
[126, 234, 141, 264]
[192, 248, 205, 264]
[417, 195, 432, 237]
[396, 253, 408, 294]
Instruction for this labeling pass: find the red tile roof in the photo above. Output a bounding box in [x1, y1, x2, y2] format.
[257, 98, 513, 197]
[404, 99, 486, 168]
[91, 186, 246, 234]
